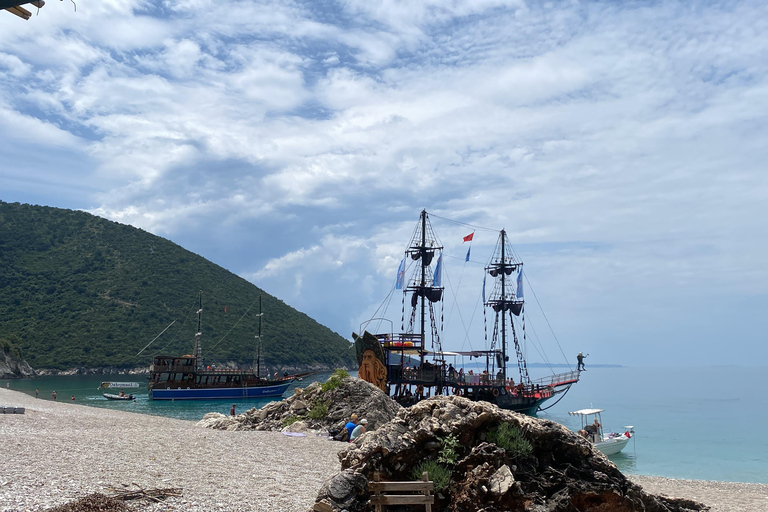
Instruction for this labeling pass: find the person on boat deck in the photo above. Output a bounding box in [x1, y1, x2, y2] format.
[120, 390, 125, 397]
[447, 364, 456, 380]
[231, 404, 236, 416]
[592, 418, 601, 430]
[344, 414, 359, 439]
[458, 368, 464, 383]
[577, 352, 587, 371]
[350, 418, 368, 441]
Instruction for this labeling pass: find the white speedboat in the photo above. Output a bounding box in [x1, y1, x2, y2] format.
[569, 408, 634, 456]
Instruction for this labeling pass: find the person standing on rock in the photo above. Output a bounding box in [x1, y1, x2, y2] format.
[350, 419, 368, 441]
[230, 404, 236, 416]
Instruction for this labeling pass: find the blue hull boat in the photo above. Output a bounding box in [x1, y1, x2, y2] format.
[147, 293, 307, 401]
[148, 381, 292, 400]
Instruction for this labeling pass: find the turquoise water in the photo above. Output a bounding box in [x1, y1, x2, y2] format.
[4, 366, 766, 483]
[3, 371, 334, 421]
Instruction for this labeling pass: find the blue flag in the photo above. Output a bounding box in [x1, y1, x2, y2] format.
[434, 254, 442, 287]
[516, 269, 524, 299]
[396, 258, 405, 290]
[465, 247, 470, 262]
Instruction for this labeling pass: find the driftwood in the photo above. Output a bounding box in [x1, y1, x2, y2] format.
[105, 483, 183, 503]
[45, 485, 183, 512]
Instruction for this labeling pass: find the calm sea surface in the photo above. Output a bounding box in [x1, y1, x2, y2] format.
[4, 366, 766, 484]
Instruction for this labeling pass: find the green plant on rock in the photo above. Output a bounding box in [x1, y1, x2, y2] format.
[308, 400, 329, 420]
[486, 422, 532, 458]
[412, 459, 452, 493]
[437, 433, 460, 466]
[281, 416, 300, 428]
[320, 368, 349, 393]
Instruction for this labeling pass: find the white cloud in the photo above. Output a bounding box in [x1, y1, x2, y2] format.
[1, 0, 768, 365]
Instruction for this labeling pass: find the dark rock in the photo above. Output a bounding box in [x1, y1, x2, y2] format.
[198, 375, 402, 435]
[312, 395, 708, 512]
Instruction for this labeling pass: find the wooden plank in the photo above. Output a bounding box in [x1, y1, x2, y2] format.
[369, 496, 435, 505]
[369, 481, 434, 492]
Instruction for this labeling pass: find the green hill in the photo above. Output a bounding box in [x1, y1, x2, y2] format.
[0, 201, 355, 372]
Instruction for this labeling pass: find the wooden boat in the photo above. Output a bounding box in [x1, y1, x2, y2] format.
[569, 408, 635, 456]
[148, 294, 305, 400]
[354, 210, 579, 415]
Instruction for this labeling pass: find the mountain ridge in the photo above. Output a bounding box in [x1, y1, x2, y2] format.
[0, 201, 355, 373]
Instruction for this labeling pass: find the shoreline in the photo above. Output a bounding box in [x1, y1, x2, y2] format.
[2, 388, 767, 512]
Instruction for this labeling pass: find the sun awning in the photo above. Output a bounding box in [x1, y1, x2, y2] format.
[568, 408, 604, 416]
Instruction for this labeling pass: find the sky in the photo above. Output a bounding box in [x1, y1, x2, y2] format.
[1, 0, 767, 367]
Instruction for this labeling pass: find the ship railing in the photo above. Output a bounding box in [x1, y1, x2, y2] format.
[150, 364, 196, 373]
[530, 370, 580, 389]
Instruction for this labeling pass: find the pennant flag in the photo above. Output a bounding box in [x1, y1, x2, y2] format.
[462, 232, 474, 243]
[516, 269, 524, 299]
[395, 258, 406, 289]
[482, 275, 486, 303]
[465, 247, 471, 262]
[434, 254, 442, 287]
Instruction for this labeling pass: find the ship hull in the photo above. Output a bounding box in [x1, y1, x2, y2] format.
[148, 381, 292, 400]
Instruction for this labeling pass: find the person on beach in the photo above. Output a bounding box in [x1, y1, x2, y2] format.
[230, 404, 236, 416]
[577, 352, 587, 371]
[71, 395, 75, 401]
[35, 388, 39, 398]
[350, 418, 367, 441]
[52, 390, 57, 400]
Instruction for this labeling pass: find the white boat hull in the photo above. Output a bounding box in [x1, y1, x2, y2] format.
[595, 436, 630, 456]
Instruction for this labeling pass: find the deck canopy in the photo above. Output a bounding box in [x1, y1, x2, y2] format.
[569, 408, 605, 416]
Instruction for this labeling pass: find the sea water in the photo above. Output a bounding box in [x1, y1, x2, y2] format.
[4, 366, 767, 484]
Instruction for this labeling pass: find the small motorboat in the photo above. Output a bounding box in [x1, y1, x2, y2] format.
[103, 392, 134, 401]
[569, 408, 634, 456]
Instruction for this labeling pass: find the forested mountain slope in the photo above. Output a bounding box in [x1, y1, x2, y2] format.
[0, 201, 354, 372]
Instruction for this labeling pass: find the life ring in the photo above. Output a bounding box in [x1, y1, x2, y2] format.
[187, 374, 193, 380]
[492, 388, 500, 397]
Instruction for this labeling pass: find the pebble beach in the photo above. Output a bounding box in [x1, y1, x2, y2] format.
[2, 388, 767, 512]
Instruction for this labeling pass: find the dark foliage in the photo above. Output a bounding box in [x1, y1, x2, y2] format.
[0, 201, 355, 371]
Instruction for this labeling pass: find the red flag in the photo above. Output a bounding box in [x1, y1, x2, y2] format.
[224, 305, 228, 313]
[463, 232, 474, 243]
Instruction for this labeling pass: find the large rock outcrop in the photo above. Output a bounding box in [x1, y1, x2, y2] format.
[313, 395, 707, 512]
[0, 349, 35, 379]
[198, 376, 402, 434]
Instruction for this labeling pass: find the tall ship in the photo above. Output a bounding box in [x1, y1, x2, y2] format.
[148, 294, 298, 400]
[354, 210, 579, 415]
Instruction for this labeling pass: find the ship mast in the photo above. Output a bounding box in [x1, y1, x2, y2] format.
[194, 291, 203, 369]
[500, 229, 507, 382]
[420, 210, 427, 368]
[485, 231, 527, 384]
[255, 294, 263, 378]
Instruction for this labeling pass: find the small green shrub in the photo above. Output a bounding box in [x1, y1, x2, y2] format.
[320, 368, 349, 393]
[412, 459, 452, 493]
[308, 400, 329, 420]
[438, 434, 460, 466]
[281, 416, 300, 428]
[486, 422, 532, 458]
